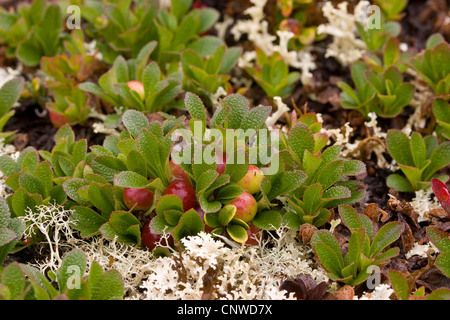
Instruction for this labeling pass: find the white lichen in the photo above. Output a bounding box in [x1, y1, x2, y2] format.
[92, 122, 121, 136]
[356, 284, 394, 300]
[317, 1, 368, 66]
[410, 188, 442, 222]
[140, 229, 328, 300]
[324, 122, 353, 147]
[0, 64, 23, 90]
[20, 204, 328, 300]
[406, 242, 439, 259]
[364, 112, 397, 170]
[20, 204, 75, 274]
[265, 96, 290, 127]
[230, 0, 316, 84]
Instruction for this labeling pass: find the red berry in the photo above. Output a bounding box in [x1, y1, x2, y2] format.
[246, 224, 262, 246]
[127, 80, 145, 100]
[123, 187, 154, 211]
[141, 220, 174, 251]
[237, 165, 264, 194]
[215, 152, 226, 175]
[169, 159, 190, 182]
[164, 180, 196, 212]
[229, 192, 258, 223]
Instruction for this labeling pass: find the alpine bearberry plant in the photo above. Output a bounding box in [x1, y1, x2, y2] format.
[245, 48, 301, 99]
[311, 205, 404, 285]
[338, 61, 414, 118]
[279, 113, 366, 228]
[386, 130, 450, 192]
[0, 0, 64, 66]
[0, 0, 448, 302]
[80, 41, 182, 113]
[0, 248, 124, 300]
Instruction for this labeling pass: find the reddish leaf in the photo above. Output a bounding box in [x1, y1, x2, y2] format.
[431, 178, 450, 215]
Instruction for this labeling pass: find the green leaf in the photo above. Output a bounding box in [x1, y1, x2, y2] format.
[215, 184, 243, 202]
[62, 178, 90, 204]
[220, 94, 249, 129]
[16, 39, 42, 67]
[11, 187, 42, 216]
[267, 170, 307, 201]
[156, 195, 184, 216]
[313, 242, 343, 278]
[87, 182, 115, 217]
[113, 171, 149, 188]
[423, 141, 450, 180]
[126, 150, 147, 177]
[426, 226, 450, 252]
[56, 249, 87, 293]
[239, 105, 272, 131]
[343, 160, 366, 176]
[34, 161, 53, 198]
[70, 206, 107, 238]
[383, 37, 400, 67]
[226, 224, 248, 243]
[19, 173, 44, 196]
[345, 228, 366, 277]
[21, 264, 58, 299]
[88, 261, 124, 300]
[100, 211, 141, 244]
[219, 46, 241, 74]
[369, 222, 404, 258]
[184, 92, 206, 124]
[427, 288, 450, 300]
[410, 132, 427, 169]
[0, 77, 24, 115]
[311, 230, 344, 269]
[0, 155, 18, 177]
[288, 122, 315, 162]
[91, 155, 128, 182]
[171, 209, 204, 242]
[386, 173, 414, 192]
[224, 154, 249, 183]
[317, 160, 344, 190]
[0, 198, 10, 228]
[389, 270, 409, 300]
[121, 109, 149, 138]
[164, 210, 183, 226]
[252, 210, 282, 230]
[435, 251, 450, 278]
[386, 130, 414, 167]
[338, 204, 372, 237]
[142, 61, 161, 93]
[1, 262, 26, 300]
[0, 228, 17, 247]
[303, 183, 322, 216]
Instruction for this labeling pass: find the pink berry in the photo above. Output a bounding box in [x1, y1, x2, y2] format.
[246, 223, 262, 246]
[228, 192, 258, 223]
[127, 81, 145, 100]
[164, 180, 197, 212]
[141, 220, 174, 251]
[237, 165, 264, 194]
[215, 152, 226, 175]
[169, 159, 190, 182]
[123, 187, 154, 211]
